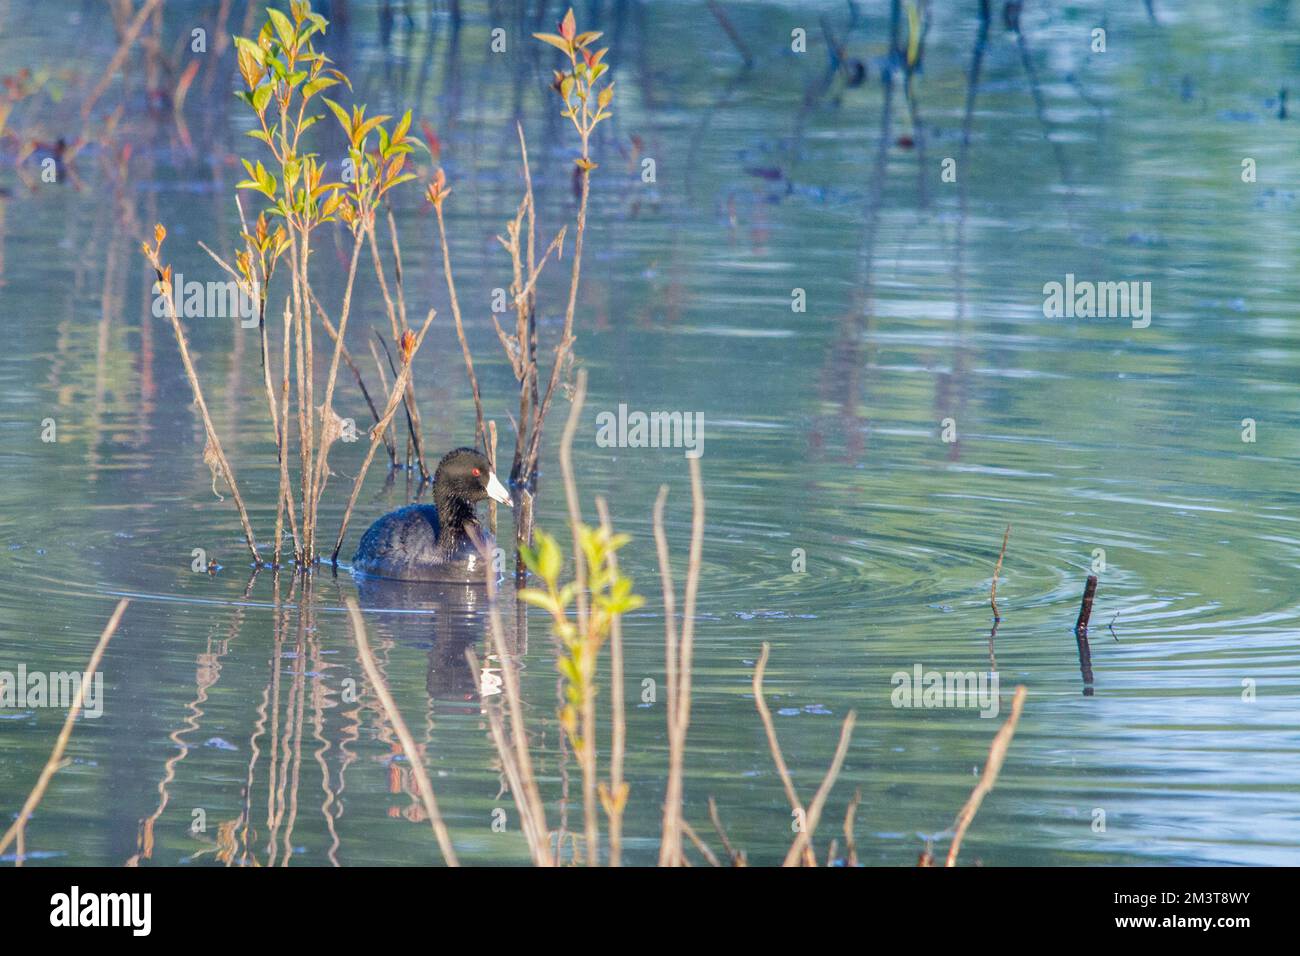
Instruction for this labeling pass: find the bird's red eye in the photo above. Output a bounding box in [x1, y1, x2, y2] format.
[472, 467, 481, 477]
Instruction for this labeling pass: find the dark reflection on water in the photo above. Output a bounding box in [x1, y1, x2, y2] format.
[354, 575, 489, 707]
[1, 0, 1300, 866]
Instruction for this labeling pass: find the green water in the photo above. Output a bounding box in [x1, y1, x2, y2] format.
[1, 0, 1298, 866]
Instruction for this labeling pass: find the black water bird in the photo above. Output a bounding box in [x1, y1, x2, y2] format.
[351, 447, 512, 582]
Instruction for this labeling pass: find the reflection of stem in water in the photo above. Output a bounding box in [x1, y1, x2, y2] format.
[129, 570, 257, 865]
[1009, 13, 1070, 190]
[707, 0, 753, 68]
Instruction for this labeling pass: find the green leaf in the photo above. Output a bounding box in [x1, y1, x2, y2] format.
[301, 76, 337, 101]
[534, 529, 562, 584]
[517, 588, 556, 613]
[251, 82, 274, 114]
[393, 109, 412, 145]
[322, 97, 351, 138]
[267, 8, 296, 49]
[233, 36, 266, 66]
[533, 33, 572, 54]
[352, 113, 390, 148]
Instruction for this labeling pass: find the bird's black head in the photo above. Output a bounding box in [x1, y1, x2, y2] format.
[433, 447, 513, 512]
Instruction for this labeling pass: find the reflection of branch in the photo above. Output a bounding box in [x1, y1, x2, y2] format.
[0, 599, 129, 861]
[707, 0, 753, 68]
[82, 0, 165, 120]
[130, 579, 253, 867]
[1009, 14, 1070, 188]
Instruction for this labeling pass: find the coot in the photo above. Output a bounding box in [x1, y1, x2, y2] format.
[351, 447, 512, 582]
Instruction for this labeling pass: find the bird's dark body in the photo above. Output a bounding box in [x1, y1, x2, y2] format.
[352, 504, 491, 583]
[349, 447, 508, 583]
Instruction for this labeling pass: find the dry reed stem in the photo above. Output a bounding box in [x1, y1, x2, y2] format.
[465, 647, 551, 868]
[345, 598, 458, 865]
[652, 483, 680, 865]
[479, 557, 553, 865]
[843, 788, 861, 866]
[990, 523, 1010, 621]
[196, 231, 291, 566]
[677, 457, 704, 749]
[752, 642, 817, 866]
[384, 208, 409, 331]
[752, 642, 802, 814]
[707, 796, 747, 866]
[331, 308, 437, 564]
[464, 647, 547, 862]
[148, 250, 261, 564]
[782, 710, 856, 866]
[433, 201, 487, 453]
[682, 820, 721, 867]
[0, 598, 129, 860]
[531, 164, 589, 456]
[309, 233, 365, 526]
[655, 457, 706, 866]
[595, 495, 627, 867]
[277, 297, 300, 562]
[307, 284, 395, 465]
[560, 370, 590, 636]
[944, 684, 1027, 867]
[366, 220, 427, 480]
[556, 369, 597, 864]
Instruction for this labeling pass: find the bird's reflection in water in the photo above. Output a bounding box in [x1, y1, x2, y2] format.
[353, 575, 499, 712]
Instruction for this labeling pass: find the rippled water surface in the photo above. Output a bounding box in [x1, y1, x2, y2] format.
[2, 0, 1299, 866]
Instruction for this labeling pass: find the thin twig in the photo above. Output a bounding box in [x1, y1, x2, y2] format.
[433, 199, 487, 453]
[0, 599, 129, 859]
[944, 685, 1027, 867]
[682, 820, 721, 867]
[990, 523, 1010, 622]
[596, 496, 627, 867]
[146, 246, 260, 564]
[331, 309, 437, 564]
[707, 796, 747, 866]
[782, 710, 856, 866]
[842, 788, 862, 866]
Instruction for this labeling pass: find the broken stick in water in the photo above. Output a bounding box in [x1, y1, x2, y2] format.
[1074, 574, 1098, 695]
[1074, 573, 1098, 634]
